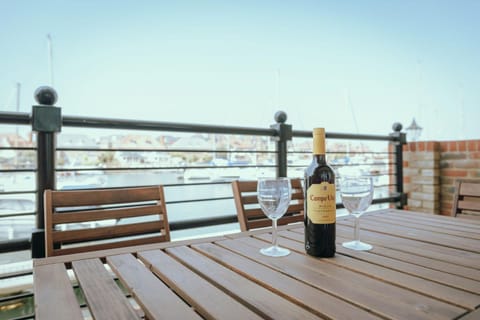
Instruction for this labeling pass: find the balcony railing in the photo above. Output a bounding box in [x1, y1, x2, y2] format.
[0, 88, 406, 259]
[0, 87, 407, 320]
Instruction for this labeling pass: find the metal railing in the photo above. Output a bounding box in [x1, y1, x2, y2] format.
[0, 87, 406, 259]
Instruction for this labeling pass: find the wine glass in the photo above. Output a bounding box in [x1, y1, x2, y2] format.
[340, 175, 374, 251]
[257, 177, 292, 257]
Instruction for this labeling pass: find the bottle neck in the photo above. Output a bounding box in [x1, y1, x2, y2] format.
[313, 154, 327, 163]
[312, 133, 326, 155]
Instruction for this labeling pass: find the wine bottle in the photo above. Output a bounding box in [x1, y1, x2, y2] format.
[304, 128, 336, 257]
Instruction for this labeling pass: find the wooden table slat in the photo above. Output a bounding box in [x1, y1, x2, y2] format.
[337, 234, 480, 293]
[281, 229, 480, 293]
[367, 214, 480, 240]
[165, 245, 322, 320]
[458, 307, 480, 319]
[353, 218, 480, 253]
[328, 246, 480, 310]
[138, 249, 264, 320]
[336, 224, 480, 268]
[387, 209, 480, 227]
[107, 253, 203, 320]
[72, 258, 140, 320]
[34, 263, 83, 320]
[219, 236, 468, 320]
[192, 241, 383, 320]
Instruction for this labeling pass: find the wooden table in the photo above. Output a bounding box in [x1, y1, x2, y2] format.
[33, 208, 480, 320]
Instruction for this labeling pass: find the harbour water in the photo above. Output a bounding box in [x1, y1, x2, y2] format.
[0, 170, 249, 243]
[0, 167, 387, 243]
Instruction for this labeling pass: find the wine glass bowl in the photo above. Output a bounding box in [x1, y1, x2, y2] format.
[257, 177, 292, 257]
[340, 175, 374, 251]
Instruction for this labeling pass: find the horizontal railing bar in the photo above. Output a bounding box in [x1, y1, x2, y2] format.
[63, 115, 278, 136]
[0, 111, 398, 142]
[55, 147, 395, 156]
[0, 146, 36, 151]
[293, 129, 395, 142]
[57, 147, 278, 153]
[163, 181, 231, 187]
[166, 196, 233, 205]
[373, 194, 402, 204]
[337, 194, 401, 209]
[9, 313, 35, 320]
[0, 291, 33, 304]
[0, 190, 37, 195]
[0, 212, 35, 219]
[0, 111, 31, 125]
[290, 151, 395, 155]
[289, 162, 396, 167]
[0, 238, 30, 253]
[55, 165, 276, 172]
[56, 148, 394, 153]
[374, 183, 397, 188]
[0, 169, 36, 173]
[0, 268, 33, 280]
[55, 164, 396, 173]
[169, 214, 238, 230]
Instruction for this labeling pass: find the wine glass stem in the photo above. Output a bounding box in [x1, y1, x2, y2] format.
[354, 216, 360, 243]
[272, 219, 278, 248]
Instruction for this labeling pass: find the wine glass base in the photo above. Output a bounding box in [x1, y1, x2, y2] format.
[260, 245, 291, 257]
[342, 240, 372, 251]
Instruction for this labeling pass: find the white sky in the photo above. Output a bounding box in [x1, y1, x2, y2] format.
[1, 0, 479, 141]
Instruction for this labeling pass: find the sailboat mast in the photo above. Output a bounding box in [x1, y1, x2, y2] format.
[344, 89, 359, 133]
[47, 34, 54, 86]
[16, 82, 20, 112]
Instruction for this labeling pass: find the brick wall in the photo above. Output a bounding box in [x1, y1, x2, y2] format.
[438, 140, 480, 215]
[402, 139, 480, 215]
[403, 142, 440, 213]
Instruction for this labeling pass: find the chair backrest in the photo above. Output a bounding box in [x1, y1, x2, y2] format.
[44, 185, 170, 256]
[451, 179, 480, 219]
[232, 178, 304, 231]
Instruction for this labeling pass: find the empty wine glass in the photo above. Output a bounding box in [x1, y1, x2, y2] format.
[340, 175, 374, 251]
[257, 177, 292, 257]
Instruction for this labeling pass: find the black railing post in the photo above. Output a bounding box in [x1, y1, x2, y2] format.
[270, 111, 292, 177]
[390, 122, 407, 209]
[31, 86, 61, 258]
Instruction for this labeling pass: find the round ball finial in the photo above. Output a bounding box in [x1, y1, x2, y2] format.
[34, 86, 58, 106]
[274, 110, 287, 124]
[392, 122, 403, 132]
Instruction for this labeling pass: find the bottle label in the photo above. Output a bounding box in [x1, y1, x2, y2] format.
[306, 182, 336, 223]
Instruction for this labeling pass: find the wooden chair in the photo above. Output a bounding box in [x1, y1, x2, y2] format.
[44, 185, 170, 256]
[232, 178, 304, 231]
[451, 179, 480, 220]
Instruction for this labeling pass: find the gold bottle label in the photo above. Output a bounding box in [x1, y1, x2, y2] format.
[307, 182, 336, 224]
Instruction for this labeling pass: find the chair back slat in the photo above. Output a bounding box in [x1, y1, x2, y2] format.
[451, 179, 480, 220]
[51, 187, 162, 206]
[52, 220, 166, 243]
[45, 185, 170, 257]
[232, 178, 304, 232]
[458, 199, 480, 212]
[52, 204, 163, 224]
[53, 236, 169, 256]
[460, 182, 480, 197]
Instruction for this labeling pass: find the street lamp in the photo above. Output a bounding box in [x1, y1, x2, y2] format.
[406, 118, 423, 142]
